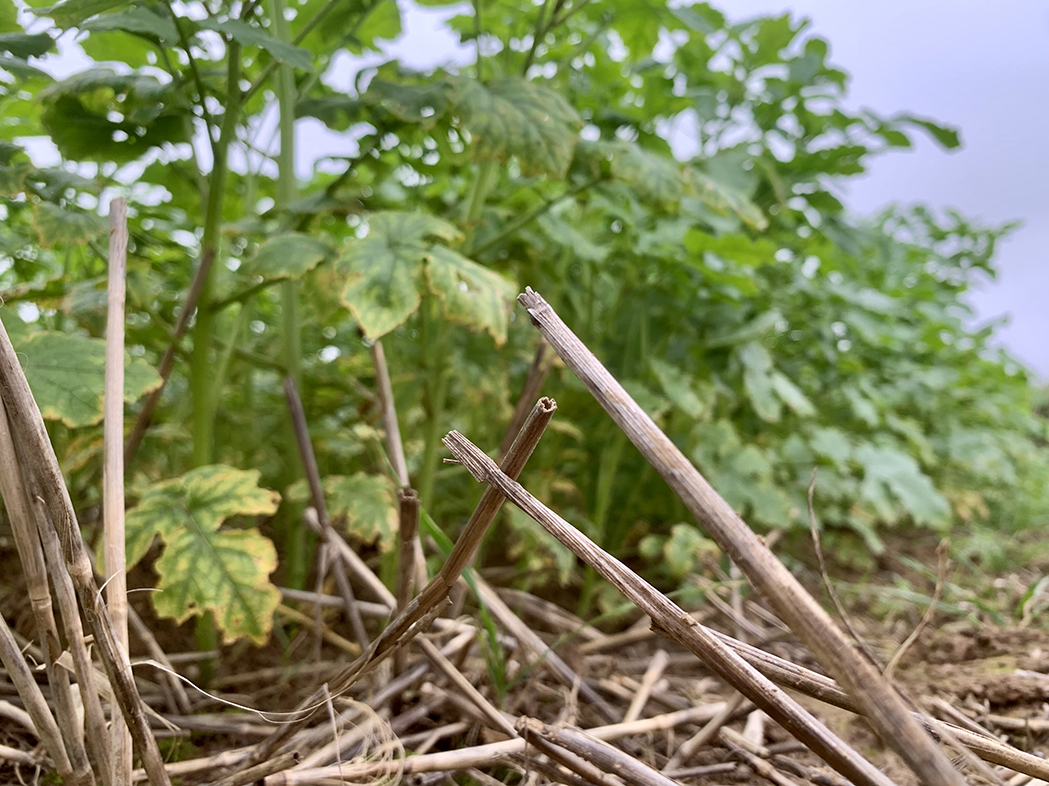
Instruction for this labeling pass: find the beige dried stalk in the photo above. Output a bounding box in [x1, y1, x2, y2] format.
[371, 339, 428, 594]
[0, 315, 172, 786]
[519, 717, 681, 786]
[395, 486, 420, 674]
[444, 430, 895, 786]
[262, 703, 729, 786]
[474, 578, 619, 722]
[248, 398, 556, 767]
[0, 399, 97, 784]
[29, 482, 112, 780]
[516, 287, 964, 786]
[0, 585, 75, 783]
[104, 196, 132, 786]
[497, 338, 554, 462]
[284, 376, 370, 651]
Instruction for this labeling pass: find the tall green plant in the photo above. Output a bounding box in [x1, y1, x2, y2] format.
[1, 0, 1044, 640]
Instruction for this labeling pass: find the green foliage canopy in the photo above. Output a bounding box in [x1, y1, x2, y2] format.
[1, 0, 1044, 635]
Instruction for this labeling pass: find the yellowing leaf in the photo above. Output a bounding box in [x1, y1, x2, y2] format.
[32, 202, 107, 247]
[335, 211, 460, 338]
[289, 473, 399, 552]
[687, 167, 768, 230]
[125, 465, 282, 644]
[450, 76, 582, 177]
[245, 232, 331, 281]
[324, 473, 398, 551]
[425, 246, 516, 346]
[18, 331, 161, 428]
[363, 78, 448, 126]
[577, 140, 683, 203]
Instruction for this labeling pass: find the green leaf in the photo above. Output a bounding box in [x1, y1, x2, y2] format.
[450, 76, 582, 177]
[288, 473, 398, 552]
[302, 0, 401, 49]
[0, 54, 48, 79]
[36, 0, 127, 28]
[578, 140, 683, 203]
[125, 466, 281, 644]
[702, 308, 782, 348]
[769, 371, 815, 416]
[347, 0, 401, 51]
[197, 18, 313, 71]
[295, 95, 362, 130]
[687, 167, 768, 230]
[736, 341, 780, 422]
[0, 32, 55, 58]
[18, 331, 162, 428]
[808, 427, 852, 467]
[31, 202, 107, 247]
[684, 233, 778, 270]
[80, 28, 152, 67]
[663, 524, 720, 579]
[80, 7, 179, 42]
[362, 78, 449, 126]
[854, 444, 950, 526]
[650, 358, 709, 419]
[0, 159, 30, 196]
[0, 0, 17, 33]
[334, 211, 461, 340]
[895, 113, 962, 150]
[538, 212, 608, 262]
[244, 232, 331, 281]
[40, 69, 188, 163]
[425, 246, 517, 346]
[843, 386, 879, 426]
[607, 0, 664, 55]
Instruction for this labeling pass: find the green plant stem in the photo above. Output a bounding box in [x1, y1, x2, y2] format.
[415, 157, 500, 511]
[577, 430, 626, 616]
[188, 29, 242, 685]
[473, 0, 484, 81]
[166, 3, 214, 131]
[417, 298, 450, 513]
[463, 159, 499, 248]
[270, 0, 310, 588]
[242, 0, 385, 103]
[521, 0, 554, 74]
[191, 40, 242, 468]
[194, 612, 218, 684]
[210, 279, 277, 313]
